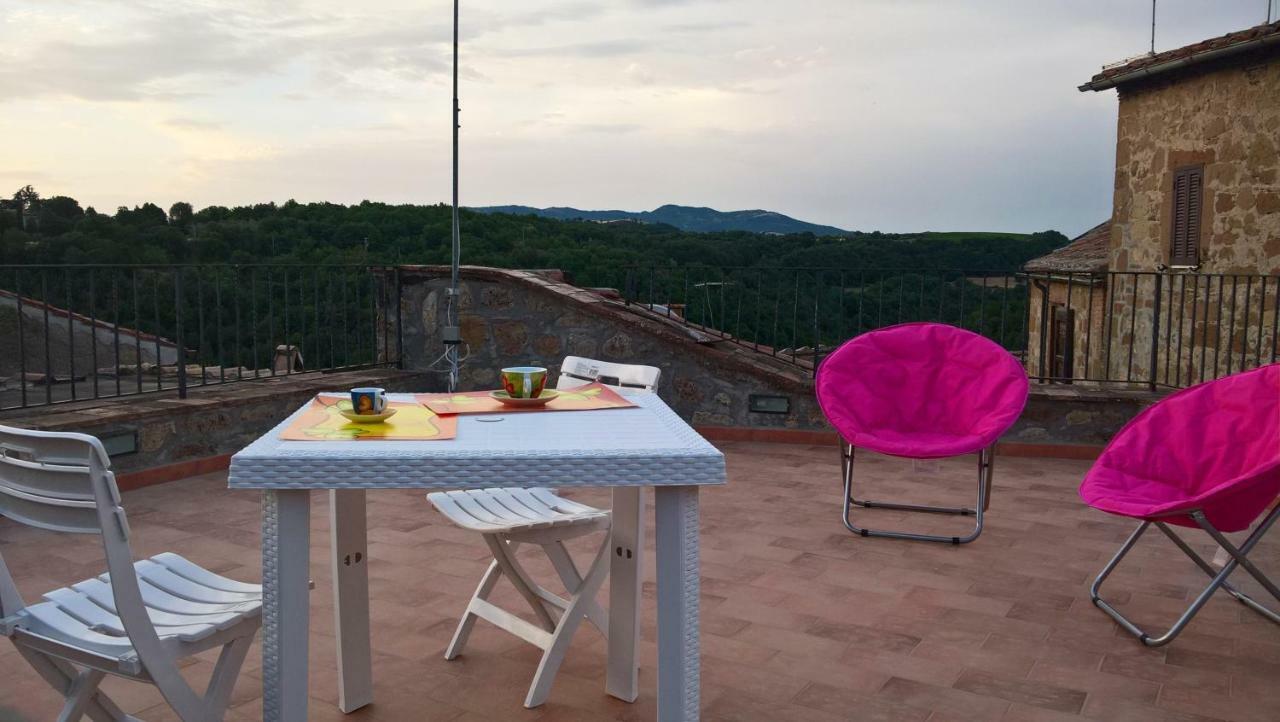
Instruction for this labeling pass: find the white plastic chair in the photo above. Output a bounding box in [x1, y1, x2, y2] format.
[557, 356, 661, 392]
[0, 425, 262, 722]
[428, 357, 661, 708]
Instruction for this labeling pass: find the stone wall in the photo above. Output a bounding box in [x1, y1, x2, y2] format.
[395, 266, 828, 429]
[1111, 51, 1280, 274]
[1025, 277, 1109, 381]
[394, 265, 1159, 450]
[0, 368, 432, 479]
[1006, 385, 1160, 447]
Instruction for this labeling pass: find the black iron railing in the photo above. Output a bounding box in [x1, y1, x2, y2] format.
[1024, 271, 1280, 390]
[621, 266, 1028, 367]
[622, 266, 1280, 389]
[0, 265, 402, 411]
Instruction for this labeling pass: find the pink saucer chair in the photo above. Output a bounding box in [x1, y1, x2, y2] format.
[816, 323, 1030, 544]
[1081, 363, 1280, 646]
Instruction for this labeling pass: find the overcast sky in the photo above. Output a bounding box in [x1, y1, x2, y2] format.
[1, 1, 1274, 236]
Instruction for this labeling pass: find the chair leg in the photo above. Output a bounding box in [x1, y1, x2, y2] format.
[57, 668, 106, 722]
[445, 559, 504, 660]
[543, 541, 608, 636]
[840, 444, 992, 544]
[524, 534, 612, 709]
[200, 634, 255, 721]
[1191, 509, 1280, 621]
[16, 646, 136, 722]
[483, 536, 558, 631]
[1090, 507, 1280, 647]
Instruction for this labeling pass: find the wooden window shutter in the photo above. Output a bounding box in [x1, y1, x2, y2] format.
[1170, 165, 1203, 266]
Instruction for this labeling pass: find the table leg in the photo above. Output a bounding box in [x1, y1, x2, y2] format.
[607, 486, 643, 702]
[330, 489, 373, 712]
[262, 489, 311, 722]
[654, 485, 700, 722]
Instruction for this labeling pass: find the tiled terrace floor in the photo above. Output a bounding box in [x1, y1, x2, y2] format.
[1, 442, 1278, 721]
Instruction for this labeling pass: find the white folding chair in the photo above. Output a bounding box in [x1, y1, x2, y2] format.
[557, 356, 661, 393]
[0, 425, 261, 722]
[428, 357, 660, 708]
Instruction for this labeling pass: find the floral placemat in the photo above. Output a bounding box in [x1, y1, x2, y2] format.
[417, 382, 637, 415]
[280, 395, 458, 441]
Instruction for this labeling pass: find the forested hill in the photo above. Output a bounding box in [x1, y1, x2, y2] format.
[473, 203, 853, 236]
[0, 188, 1068, 287]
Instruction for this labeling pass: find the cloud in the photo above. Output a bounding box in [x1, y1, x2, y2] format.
[162, 117, 226, 131]
[488, 39, 651, 59]
[0, 5, 457, 103]
[662, 20, 751, 33]
[2, 0, 1274, 235]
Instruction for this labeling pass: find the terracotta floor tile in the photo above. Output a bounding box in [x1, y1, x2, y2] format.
[0, 443, 1276, 720]
[791, 681, 929, 721]
[806, 618, 922, 654]
[873, 676, 1011, 719]
[952, 669, 1087, 714]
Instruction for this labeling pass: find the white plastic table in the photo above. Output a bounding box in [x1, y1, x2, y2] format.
[229, 392, 725, 722]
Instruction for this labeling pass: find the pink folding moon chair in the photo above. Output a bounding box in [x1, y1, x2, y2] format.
[816, 323, 1030, 544]
[1081, 363, 1280, 646]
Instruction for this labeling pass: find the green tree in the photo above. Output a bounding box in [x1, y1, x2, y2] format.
[168, 201, 194, 230]
[37, 196, 84, 236]
[11, 185, 40, 231]
[115, 203, 168, 228]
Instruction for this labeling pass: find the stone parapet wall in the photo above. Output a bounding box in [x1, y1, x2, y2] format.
[394, 266, 827, 429]
[0, 368, 432, 479]
[394, 266, 1161, 450]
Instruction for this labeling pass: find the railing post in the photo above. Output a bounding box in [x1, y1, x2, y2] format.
[174, 268, 188, 399]
[1037, 275, 1049, 381]
[1149, 273, 1162, 392]
[395, 267, 404, 369]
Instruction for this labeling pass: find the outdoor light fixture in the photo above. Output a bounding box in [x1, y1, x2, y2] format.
[98, 429, 138, 457]
[748, 394, 791, 414]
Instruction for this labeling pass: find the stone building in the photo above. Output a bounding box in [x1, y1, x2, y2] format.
[1023, 221, 1110, 382]
[1025, 21, 1280, 387]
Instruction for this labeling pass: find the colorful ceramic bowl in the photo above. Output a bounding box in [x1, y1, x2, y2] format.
[500, 366, 548, 399]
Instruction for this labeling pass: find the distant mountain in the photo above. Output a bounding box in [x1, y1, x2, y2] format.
[472, 203, 852, 236]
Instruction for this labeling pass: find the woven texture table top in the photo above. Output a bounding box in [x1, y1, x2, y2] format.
[229, 391, 726, 489]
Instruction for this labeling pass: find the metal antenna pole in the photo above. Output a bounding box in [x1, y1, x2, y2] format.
[448, 0, 462, 391]
[1150, 0, 1157, 54]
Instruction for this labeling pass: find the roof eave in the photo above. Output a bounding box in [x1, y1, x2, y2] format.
[1080, 30, 1280, 92]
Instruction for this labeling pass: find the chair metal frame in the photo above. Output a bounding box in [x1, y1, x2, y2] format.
[1090, 504, 1280, 646]
[840, 442, 994, 544]
[0, 425, 261, 722]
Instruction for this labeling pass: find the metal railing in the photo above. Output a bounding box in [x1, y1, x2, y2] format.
[621, 266, 1028, 367]
[1025, 270, 1280, 390]
[622, 266, 1280, 389]
[0, 265, 402, 411]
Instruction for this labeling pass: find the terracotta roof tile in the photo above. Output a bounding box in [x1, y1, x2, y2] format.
[1082, 21, 1280, 90]
[1023, 221, 1110, 273]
